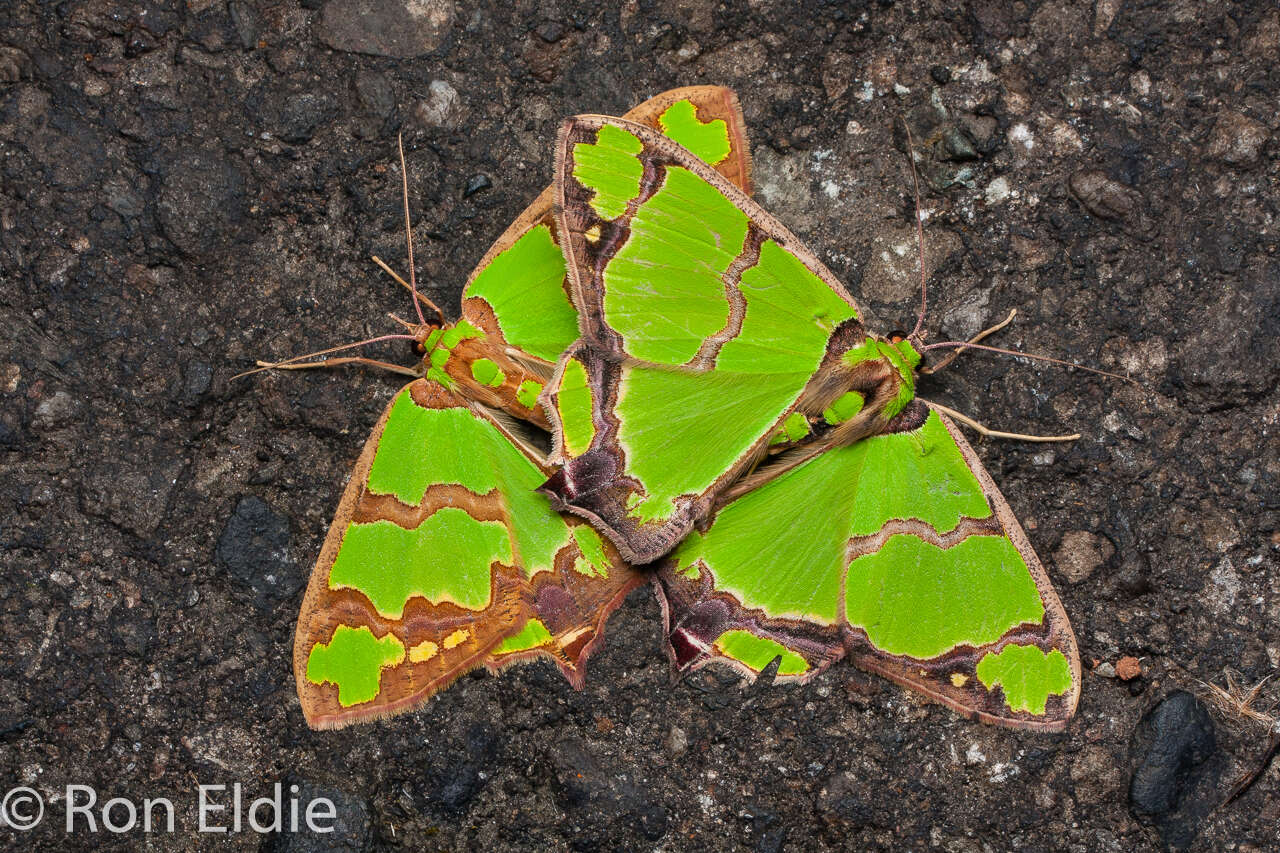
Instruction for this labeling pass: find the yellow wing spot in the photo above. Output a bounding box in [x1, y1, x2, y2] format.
[950, 673, 969, 688]
[443, 629, 470, 650]
[584, 224, 602, 242]
[409, 640, 440, 663]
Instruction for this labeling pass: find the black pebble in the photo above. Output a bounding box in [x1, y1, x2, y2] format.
[464, 173, 492, 197]
[1129, 691, 1216, 816]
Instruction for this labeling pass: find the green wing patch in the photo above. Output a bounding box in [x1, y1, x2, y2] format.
[977, 645, 1074, 716]
[305, 625, 405, 708]
[574, 124, 645, 221]
[658, 98, 732, 166]
[464, 224, 577, 364]
[657, 406, 1080, 731]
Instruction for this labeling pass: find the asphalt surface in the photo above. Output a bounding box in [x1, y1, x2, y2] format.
[2, 1, 1278, 850]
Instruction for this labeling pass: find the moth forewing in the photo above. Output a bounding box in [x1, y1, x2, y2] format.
[294, 380, 638, 729]
[652, 400, 1081, 731]
[458, 86, 755, 410]
[925, 409, 1081, 729]
[293, 381, 526, 729]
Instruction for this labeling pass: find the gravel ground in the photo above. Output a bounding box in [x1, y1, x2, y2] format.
[2, 1, 1278, 851]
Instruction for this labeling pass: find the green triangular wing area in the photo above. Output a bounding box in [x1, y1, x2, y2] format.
[294, 380, 640, 729]
[541, 114, 875, 564]
[456, 87, 753, 407]
[655, 403, 1081, 731]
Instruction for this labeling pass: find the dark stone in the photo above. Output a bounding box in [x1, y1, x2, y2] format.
[536, 20, 565, 42]
[1174, 261, 1280, 404]
[758, 826, 787, 853]
[1215, 232, 1243, 273]
[277, 93, 337, 144]
[1067, 169, 1156, 240]
[970, 0, 1014, 41]
[318, 0, 456, 58]
[124, 27, 158, 57]
[228, 1, 260, 50]
[1129, 691, 1224, 850]
[466, 720, 499, 761]
[463, 173, 491, 197]
[636, 799, 669, 841]
[0, 46, 33, 82]
[107, 183, 146, 218]
[112, 612, 157, 658]
[0, 409, 23, 448]
[748, 804, 786, 852]
[816, 771, 876, 831]
[354, 70, 395, 119]
[183, 360, 213, 400]
[939, 126, 979, 161]
[929, 64, 952, 84]
[437, 763, 481, 811]
[547, 736, 668, 845]
[1130, 691, 1215, 815]
[155, 150, 247, 257]
[80, 445, 184, 538]
[216, 496, 301, 610]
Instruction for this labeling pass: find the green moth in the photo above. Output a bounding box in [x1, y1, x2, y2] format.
[293, 88, 756, 728]
[539, 115, 1081, 730]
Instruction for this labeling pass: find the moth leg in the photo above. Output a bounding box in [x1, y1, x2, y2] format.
[250, 356, 420, 377]
[921, 399, 1080, 443]
[920, 309, 1017, 375]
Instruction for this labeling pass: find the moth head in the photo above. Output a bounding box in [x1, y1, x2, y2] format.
[411, 321, 446, 356]
[887, 330, 926, 373]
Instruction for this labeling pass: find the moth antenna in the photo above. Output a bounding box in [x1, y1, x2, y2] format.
[921, 309, 1017, 375]
[898, 121, 1136, 393]
[900, 118, 929, 342]
[922, 399, 1080, 443]
[920, 340, 1142, 387]
[396, 134, 444, 327]
[372, 255, 445, 321]
[231, 333, 419, 380]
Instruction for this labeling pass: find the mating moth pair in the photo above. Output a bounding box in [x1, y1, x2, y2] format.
[290, 87, 1081, 732]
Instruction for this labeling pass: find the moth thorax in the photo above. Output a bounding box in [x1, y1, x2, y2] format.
[793, 335, 922, 435]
